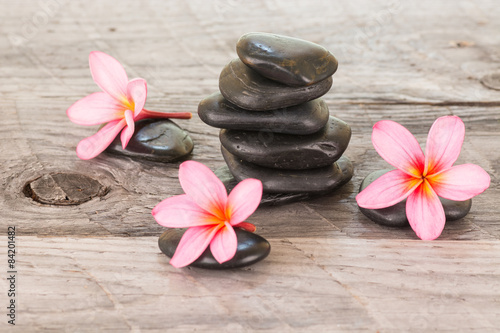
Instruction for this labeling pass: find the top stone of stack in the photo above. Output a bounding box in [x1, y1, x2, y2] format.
[236, 32, 338, 87]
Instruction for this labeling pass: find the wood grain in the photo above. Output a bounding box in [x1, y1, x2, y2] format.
[1, 0, 500, 331]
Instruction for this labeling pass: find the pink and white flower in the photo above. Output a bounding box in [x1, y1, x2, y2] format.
[152, 161, 263, 268]
[67, 51, 191, 160]
[356, 116, 490, 240]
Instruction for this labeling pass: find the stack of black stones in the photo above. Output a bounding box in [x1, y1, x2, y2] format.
[199, 32, 353, 204]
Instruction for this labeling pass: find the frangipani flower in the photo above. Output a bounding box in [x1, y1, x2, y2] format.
[152, 161, 263, 268]
[67, 51, 192, 160]
[356, 116, 490, 240]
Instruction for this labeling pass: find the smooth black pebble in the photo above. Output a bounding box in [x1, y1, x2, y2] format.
[219, 59, 333, 111]
[237, 32, 338, 86]
[106, 119, 193, 162]
[198, 92, 330, 135]
[220, 116, 351, 170]
[358, 169, 472, 227]
[223, 146, 353, 194]
[158, 228, 271, 269]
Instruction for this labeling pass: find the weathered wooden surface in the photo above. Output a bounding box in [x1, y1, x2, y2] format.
[1, 0, 500, 331]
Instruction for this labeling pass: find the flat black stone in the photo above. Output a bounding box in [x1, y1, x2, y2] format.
[219, 59, 333, 111]
[222, 146, 353, 194]
[237, 32, 338, 87]
[198, 92, 330, 135]
[215, 165, 314, 206]
[220, 116, 351, 170]
[106, 119, 193, 162]
[158, 228, 271, 269]
[358, 169, 472, 228]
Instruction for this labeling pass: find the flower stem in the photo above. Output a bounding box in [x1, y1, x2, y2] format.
[138, 109, 192, 121]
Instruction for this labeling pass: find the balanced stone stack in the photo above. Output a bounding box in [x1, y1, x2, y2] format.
[198, 32, 353, 202]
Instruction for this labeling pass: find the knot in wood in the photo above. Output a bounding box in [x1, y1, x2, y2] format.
[24, 173, 108, 206]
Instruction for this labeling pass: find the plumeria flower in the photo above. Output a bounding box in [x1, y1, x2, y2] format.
[152, 161, 263, 268]
[67, 51, 192, 160]
[356, 116, 490, 240]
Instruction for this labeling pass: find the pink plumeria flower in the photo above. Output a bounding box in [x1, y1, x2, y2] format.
[67, 51, 192, 160]
[152, 161, 263, 268]
[356, 116, 490, 240]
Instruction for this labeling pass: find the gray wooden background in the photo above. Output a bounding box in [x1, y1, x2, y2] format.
[1, 0, 499, 331]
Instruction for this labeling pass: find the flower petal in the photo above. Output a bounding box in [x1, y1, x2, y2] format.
[127, 78, 147, 117]
[67, 92, 124, 126]
[178, 161, 228, 220]
[356, 169, 422, 209]
[89, 51, 128, 103]
[428, 164, 491, 201]
[170, 225, 222, 268]
[372, 120, 425, 177]
[152, 194, 222, 228]
[233, 222, 256, 233]
[227, 178, 262, 225]
[76, 119, 126, 160]
[120, 109, 135, 149]
[425, 116, 465, 175]
[406, 180, 446, 240]
[210, 223, 237, 264]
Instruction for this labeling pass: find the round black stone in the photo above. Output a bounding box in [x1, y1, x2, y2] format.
[219, 59, 333, 111]
[106, 119, 193, 162]
[158, 228, 271, 269]
[358, 169, 472, 227]
[220, 116, 351, 170]
[222, 146, 353, 194]
[237, 32, 338, 87]
[198, 92, 330, 135]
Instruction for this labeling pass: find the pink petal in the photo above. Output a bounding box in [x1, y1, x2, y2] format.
[152, 194, 223, 228]
[428, 164, 491, 201]
[424, 116, 465, 175]
[372, 120, 425, 177]
[76, 119, 126, 160]
[356, 169, 422, 209]
[170, 225, 222, 268]
[210, 223, 237, 264]
[127, 78, 147, 118]
[67, 92, 124, 126]
[178, 161, 228, 220]
[120, 109, 135, 149]
[227, 178, 262, 225]
[233, 222, 256, 233]
[89, 51, 128, 103]
[406, 180, 446, 240]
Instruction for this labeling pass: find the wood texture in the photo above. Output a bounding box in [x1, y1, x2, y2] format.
[1, 0, 499, 331]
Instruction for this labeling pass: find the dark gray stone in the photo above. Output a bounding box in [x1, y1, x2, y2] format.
[237, 32, 338, 87]
[198, 93, 330, 135]
[220, 116, 351, 170]
[219, 59, 333, 111]
[215, 165, 315, 206]
[106, 119, 193, 162]
[358, 169, 472, 227]
[222, 146, 353, 193]
[158, 227, 271, 269]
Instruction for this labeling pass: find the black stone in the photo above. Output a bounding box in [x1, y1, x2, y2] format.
[158, 228, 271, 269]
[237, 32, 338, 87]
[358, 169, 472, 227]
[220, 116, 351, 170]
[222, 146, 353, 193]
[219, 59, 333, 111]
[106, 119, 193, 162]
[198, 93, 330, 135]
[215, 165, 315, 206]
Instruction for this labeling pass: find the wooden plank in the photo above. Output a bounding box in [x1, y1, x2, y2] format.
[1, 236, 498, 331]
